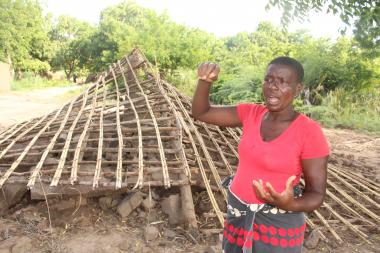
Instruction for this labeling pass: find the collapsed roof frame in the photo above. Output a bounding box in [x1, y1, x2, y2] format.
[0, 48, 379, 245]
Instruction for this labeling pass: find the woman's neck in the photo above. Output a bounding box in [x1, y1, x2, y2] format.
[265, 108, 297, 122]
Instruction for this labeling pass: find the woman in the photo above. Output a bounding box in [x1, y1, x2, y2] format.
[192, 57, 329, 253]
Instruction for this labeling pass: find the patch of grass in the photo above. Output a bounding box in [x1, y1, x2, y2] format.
[166, 68, 197, 97]
[11, 74, 72, 91]
[300, 88, 380, 135]
[56, 84, 90, 103]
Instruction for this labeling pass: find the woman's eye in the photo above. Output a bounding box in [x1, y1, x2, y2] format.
[264, 77, 272, 83]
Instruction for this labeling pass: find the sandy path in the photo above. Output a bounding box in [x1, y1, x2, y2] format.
[0, 86, 80, 132]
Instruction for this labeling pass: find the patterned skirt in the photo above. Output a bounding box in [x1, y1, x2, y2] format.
[222, 178, 305, 253]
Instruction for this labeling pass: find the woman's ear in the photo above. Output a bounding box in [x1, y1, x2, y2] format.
[295, 83, 303, 97]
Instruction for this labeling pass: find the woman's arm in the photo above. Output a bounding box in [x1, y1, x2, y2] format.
[253, 156, 328, 212]
[294, 157, 328, 212]
[191, 63, 241, 127]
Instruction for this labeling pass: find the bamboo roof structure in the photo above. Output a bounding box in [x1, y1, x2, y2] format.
[0, 48, 379, 245]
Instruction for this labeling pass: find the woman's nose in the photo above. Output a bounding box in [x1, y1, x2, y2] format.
[267, 80, 279, 89]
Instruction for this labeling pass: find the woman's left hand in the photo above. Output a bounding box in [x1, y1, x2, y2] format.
[252, 175, 296, 210]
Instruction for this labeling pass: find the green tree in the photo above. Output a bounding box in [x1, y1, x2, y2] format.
[90, 1, 218, 74]
[211, 21, 379, 105]
[266, 0, 380, 51]
[49, 15, 95, 81]
[0, 0, 51, 73]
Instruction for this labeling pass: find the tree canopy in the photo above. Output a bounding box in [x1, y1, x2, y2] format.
[1, 0, 379, 132]
[266, 0, 380, 51]
[0, 0, 51, 72]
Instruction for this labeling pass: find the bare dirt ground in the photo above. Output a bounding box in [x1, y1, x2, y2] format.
[0, 89, 379, 253]
[324, 128, 379, 171]
[0, 87, 80, 132]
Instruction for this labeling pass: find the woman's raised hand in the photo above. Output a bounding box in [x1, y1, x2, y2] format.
[198, 62, 220, 83]
[252, 175, 297, 211]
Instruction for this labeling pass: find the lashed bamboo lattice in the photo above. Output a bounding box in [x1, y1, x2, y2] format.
[0, 48, 379, 245]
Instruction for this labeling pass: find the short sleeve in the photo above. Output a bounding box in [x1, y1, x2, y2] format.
[301, 121, 330, 159]
[236, 103, 252, 125]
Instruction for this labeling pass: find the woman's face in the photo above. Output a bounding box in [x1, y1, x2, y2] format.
[262, 63, 302, 113]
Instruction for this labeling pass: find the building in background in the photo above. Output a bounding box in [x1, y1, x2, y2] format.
[0, 62, 12, 91]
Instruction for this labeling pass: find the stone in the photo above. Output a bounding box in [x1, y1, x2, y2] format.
[304, 229, 320, 249]
[117, 192, 144, 219]
[141, 197, 156, 211]
[19, 208, 40, 223]
[118, 241, 131, 251]
[160, 194, 184, 225]
[0, 236, 33, 253]
[138, 211, 146, 218]
[58, 133, 68, 142]
[104, 152, 118, 161]
[151, 171, 164, 181]
[0, 183, 27, 215]
[144, 225, 159, 241]
[11, 237, 33, 253]
[163, 229, 176, 239]
[142, 246, 153, 253]
[205, 245, 222, 253]
[30, 184, 113, 200]
[219, 233, 223, 243]
[37, 219, 49, 231]
[146, 211, 159, 222]
[44, 157, 59, 164]
[1, 228, 9, 240]
[98, 196, 115, 210]
[151, 191, 160, 201]
[50, 197, 87, 212]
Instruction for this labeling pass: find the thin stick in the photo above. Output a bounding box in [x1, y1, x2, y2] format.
[110, 64, 124, 189]
[216, 127, 239, 158]
[93, 76, 107, 188]
[162, 80, 225, 226]
[201, 122, 234, 175]
[327, 179, 380, 223]
[322, 202, 370, 244]
[0, 123, 19, 140]
[329, 164, 380, 196]
[71, 77, 101, 183]
[328, 169, 380, 209]
[0, 120, 30, 145]
[0, 115, 47, 160]
[38, 172, 53, 235]
[0, 108, 62, 187]
[51, 87, 90, 186]
[305, 217, 327, 240]
[118, 60, 144, 189]
[28, 98, 76, 188]
[125, 56, 170, 188]
[313, 210, 343, 243]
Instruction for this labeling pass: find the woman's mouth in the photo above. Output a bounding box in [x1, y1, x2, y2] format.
[267, 96, 280, 105]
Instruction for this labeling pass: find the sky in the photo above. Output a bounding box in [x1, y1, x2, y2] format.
[43, 0, 349, 39]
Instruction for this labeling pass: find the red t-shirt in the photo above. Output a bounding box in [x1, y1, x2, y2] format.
[230, 103, 330, 204]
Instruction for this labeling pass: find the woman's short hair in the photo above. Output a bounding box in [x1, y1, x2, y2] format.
[269, 57, 304, 83]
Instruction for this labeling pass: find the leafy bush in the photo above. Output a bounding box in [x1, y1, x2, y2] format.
[11, 74, 72, 91]
[166, 68, 197, 97]
[301, 88, 380, 134]
[211, 65, 264, 104]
